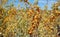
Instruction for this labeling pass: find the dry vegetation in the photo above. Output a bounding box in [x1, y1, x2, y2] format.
[0, 0, 60, 37]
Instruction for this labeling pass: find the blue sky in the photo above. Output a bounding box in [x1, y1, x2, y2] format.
[7, 0, 57, 10]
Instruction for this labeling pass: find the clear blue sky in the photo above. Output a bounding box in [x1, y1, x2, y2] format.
[7, 0, 57, 10]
